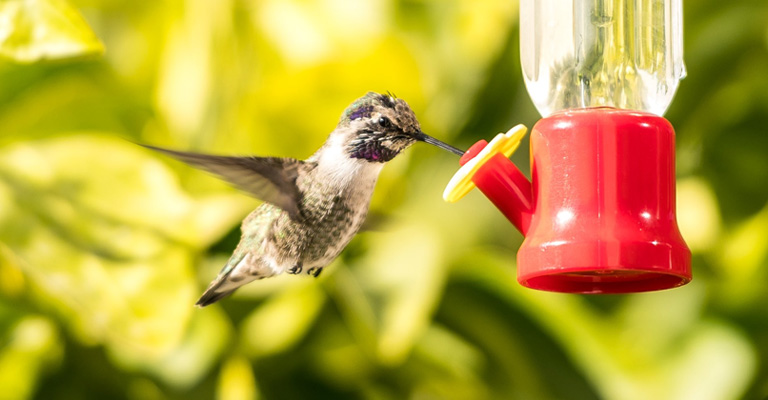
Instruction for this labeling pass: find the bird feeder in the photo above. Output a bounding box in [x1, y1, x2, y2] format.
[444, 0, 691, 293]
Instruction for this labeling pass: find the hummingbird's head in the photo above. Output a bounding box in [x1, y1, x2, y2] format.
[339, 92, 462, 162]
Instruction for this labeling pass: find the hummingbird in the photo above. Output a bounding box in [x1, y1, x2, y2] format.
[143, 92, 464, 307]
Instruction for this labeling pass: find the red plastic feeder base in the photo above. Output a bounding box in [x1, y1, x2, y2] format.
[460, 108, 692, 294]
[517, 240, 691, 294]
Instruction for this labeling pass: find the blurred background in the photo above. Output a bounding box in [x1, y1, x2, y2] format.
[1, 0, 767, 399]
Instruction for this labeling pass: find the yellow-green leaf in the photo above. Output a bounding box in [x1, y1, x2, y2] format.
[0, 0, 104, 62]
[0, 316, 62, 400]
[0, 134, 247, 385]
[217, 356, 259, 400]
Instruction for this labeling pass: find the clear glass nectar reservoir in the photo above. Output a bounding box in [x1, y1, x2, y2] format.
[521, 0, 686, 117]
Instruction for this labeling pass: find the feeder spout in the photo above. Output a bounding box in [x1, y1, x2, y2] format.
[473, 152, 533, 235]
[443, 125, 533, 235]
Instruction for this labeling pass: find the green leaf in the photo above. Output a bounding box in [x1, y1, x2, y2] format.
[240, 281, 326, 357]
[0, 134, 248, 384]
[111, 306, 233, 389]
[355, 222, 447, 365]
[453, 251, 756, 400]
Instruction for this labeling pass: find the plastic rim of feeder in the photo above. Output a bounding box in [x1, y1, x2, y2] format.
[443, 124, 528, 203]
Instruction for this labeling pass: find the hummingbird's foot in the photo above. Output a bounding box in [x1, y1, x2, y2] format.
[288, 263, 303, 275]
[307, 267, 323, 278]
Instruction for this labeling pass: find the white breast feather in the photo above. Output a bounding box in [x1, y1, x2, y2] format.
[317, 134, 384, 188]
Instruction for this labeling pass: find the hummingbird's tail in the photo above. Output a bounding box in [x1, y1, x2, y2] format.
[195, 252, 279, 307]
[196, 287, 236, 307]
[195, 267, 242, 307]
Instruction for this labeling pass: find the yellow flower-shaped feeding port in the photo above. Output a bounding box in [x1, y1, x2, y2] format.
[443, 124, 528, 203]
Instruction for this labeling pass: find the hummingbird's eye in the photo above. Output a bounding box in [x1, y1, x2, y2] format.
[377, 116, 392, 129]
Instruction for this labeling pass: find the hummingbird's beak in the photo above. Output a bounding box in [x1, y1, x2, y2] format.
[415, 132, 464, 156]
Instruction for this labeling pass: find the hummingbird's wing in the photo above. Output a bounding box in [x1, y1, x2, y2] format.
[142, 145, 306, 220]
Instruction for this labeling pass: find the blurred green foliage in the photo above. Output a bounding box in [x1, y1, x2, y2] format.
[0, 0, 767, 399]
